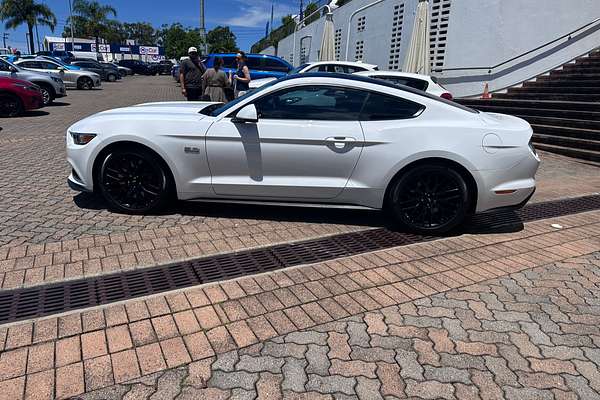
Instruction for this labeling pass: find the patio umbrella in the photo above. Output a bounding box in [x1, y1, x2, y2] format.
[319, 11, 336, 61]
[403, 0, 431, 75]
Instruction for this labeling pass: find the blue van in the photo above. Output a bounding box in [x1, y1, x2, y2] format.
[173, 53, 292, 82]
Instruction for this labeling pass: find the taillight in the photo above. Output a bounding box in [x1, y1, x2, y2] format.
[441, 92, 453, 101]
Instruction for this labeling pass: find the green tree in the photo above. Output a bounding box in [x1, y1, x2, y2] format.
[103, 20, 127, 43]
[304, 2, 320, 25]
[71, 0, 117, 50]
[206, 26, 237, 53]
[157, 23, 203, 59]
[124, 21, 156, 45]
[0, 0, 56, 53]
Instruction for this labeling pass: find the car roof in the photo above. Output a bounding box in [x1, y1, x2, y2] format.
[303, 61, 378, 69]
[354, 70, 434, 82]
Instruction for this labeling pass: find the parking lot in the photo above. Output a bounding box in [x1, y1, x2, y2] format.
[2, 76, 600, 399]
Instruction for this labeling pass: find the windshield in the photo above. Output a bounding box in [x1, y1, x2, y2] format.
[200, 78, 279, 117]
[0, 58, 21, 71]
[288, 63, 310, 75]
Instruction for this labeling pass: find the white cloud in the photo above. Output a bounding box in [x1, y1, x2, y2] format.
[221, 0, 296, 28]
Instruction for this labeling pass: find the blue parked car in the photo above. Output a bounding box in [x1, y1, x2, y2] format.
[172, 53, 292, 82]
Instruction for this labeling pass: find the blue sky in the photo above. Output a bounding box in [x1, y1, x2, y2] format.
[2, 0, 300, 53]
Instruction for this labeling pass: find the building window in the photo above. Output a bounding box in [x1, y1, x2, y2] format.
[430, 0, 451, 70]
[289, 53, 294, 65]
[334, 29, 342, 61]
[355, 40, 364, 61]
[357, 16, 366, 32]
[388, 3, 405, 70]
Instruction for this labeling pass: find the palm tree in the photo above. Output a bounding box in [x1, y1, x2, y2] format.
[72, 0, 116, 51]
[0, 0, 57, 53]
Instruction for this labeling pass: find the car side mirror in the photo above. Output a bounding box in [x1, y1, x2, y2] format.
[9, 66, 17, 73]
[58, 67, 65, 71]
[232, 104, 258, 123]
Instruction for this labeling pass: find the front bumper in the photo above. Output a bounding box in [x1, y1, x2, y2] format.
[68, 174, 92, 192]
[55, 85, 67, 97]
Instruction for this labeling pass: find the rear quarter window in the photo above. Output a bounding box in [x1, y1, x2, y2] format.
[360, 92, 425, 121]
[377, 76, 429, 91]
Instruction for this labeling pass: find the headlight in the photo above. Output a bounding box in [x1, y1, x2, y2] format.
[71, 132, 97, 145]
[51, 76, 63, 83]
[12, 83, 39, 92]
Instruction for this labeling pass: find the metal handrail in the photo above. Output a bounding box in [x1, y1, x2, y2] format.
[292, 4, 332, 64]
[433, 17, 600, 73]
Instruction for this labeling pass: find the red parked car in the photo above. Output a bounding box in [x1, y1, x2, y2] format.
[0, 77, 44, 117]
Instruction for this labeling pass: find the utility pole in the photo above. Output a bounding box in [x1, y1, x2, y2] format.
[199, 0, 207, 55]
[2, 33, 8, 48]
[25, 33, 30, 54]
[270, 1, 274, 35]
[35, 22, 41, 52]
[68, 0, 75, 52]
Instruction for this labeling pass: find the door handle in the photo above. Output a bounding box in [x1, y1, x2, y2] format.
[325, 136, 356, 143]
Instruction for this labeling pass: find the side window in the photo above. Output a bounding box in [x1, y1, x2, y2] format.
[264, 58, 289, 72]
[246, 57, 264, 70]
[0, 60, 10, 71]
[42, 62, 59, 70]
[378, 76, 428, 91]
[19, 61, 36, 68]
[254, 85, 368, 121]
[345, 66, 367, 73]
[360, 92, 424, 121]
[221, 56, 237, 69]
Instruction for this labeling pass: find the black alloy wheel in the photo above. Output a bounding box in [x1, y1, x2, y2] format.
[98, 148, 171, 214]
[0, 93, 24, 117]
[388, 165, 470, 233]
[78, 77, 93, 90]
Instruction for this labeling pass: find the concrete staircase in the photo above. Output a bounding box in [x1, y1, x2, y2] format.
[458, 50, 600, 163]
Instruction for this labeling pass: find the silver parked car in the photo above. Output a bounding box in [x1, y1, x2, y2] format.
[0, 58, 66, 105]
[14, 58, 102, 90]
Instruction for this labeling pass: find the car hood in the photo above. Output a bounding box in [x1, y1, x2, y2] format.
[77, 101, 218, 122]
[68, 101, 220, 136]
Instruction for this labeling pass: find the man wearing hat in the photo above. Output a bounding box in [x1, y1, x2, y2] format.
[179, 46, 206, 101]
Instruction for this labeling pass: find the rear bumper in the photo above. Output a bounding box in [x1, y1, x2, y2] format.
[475, 151, 541, 213]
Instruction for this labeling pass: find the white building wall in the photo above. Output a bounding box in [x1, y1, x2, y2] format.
[272, 0, 600, 97]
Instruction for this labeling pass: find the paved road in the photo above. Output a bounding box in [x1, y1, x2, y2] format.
[0, 209, 598, 399]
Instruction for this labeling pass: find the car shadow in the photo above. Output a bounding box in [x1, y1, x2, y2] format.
[49, 102, 70, 106]
[20, 110, 50, 117]
[73, 192, 525, 235]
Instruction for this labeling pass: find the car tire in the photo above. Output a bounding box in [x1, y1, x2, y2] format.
[37, 84, 54, 105]
[98, 146, 173, 214]
[0, 93, 24, 117]
[107, 73, 117, 82]
[77, 77, 93, 90]
[386, 164, 471, 234]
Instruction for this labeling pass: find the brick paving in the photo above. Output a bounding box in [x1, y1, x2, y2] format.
[0, 209, 598, 399]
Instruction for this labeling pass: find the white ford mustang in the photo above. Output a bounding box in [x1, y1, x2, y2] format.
[67, 73, 540, 233]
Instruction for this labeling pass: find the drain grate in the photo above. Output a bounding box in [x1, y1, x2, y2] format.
[1, 194, 599, 324]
